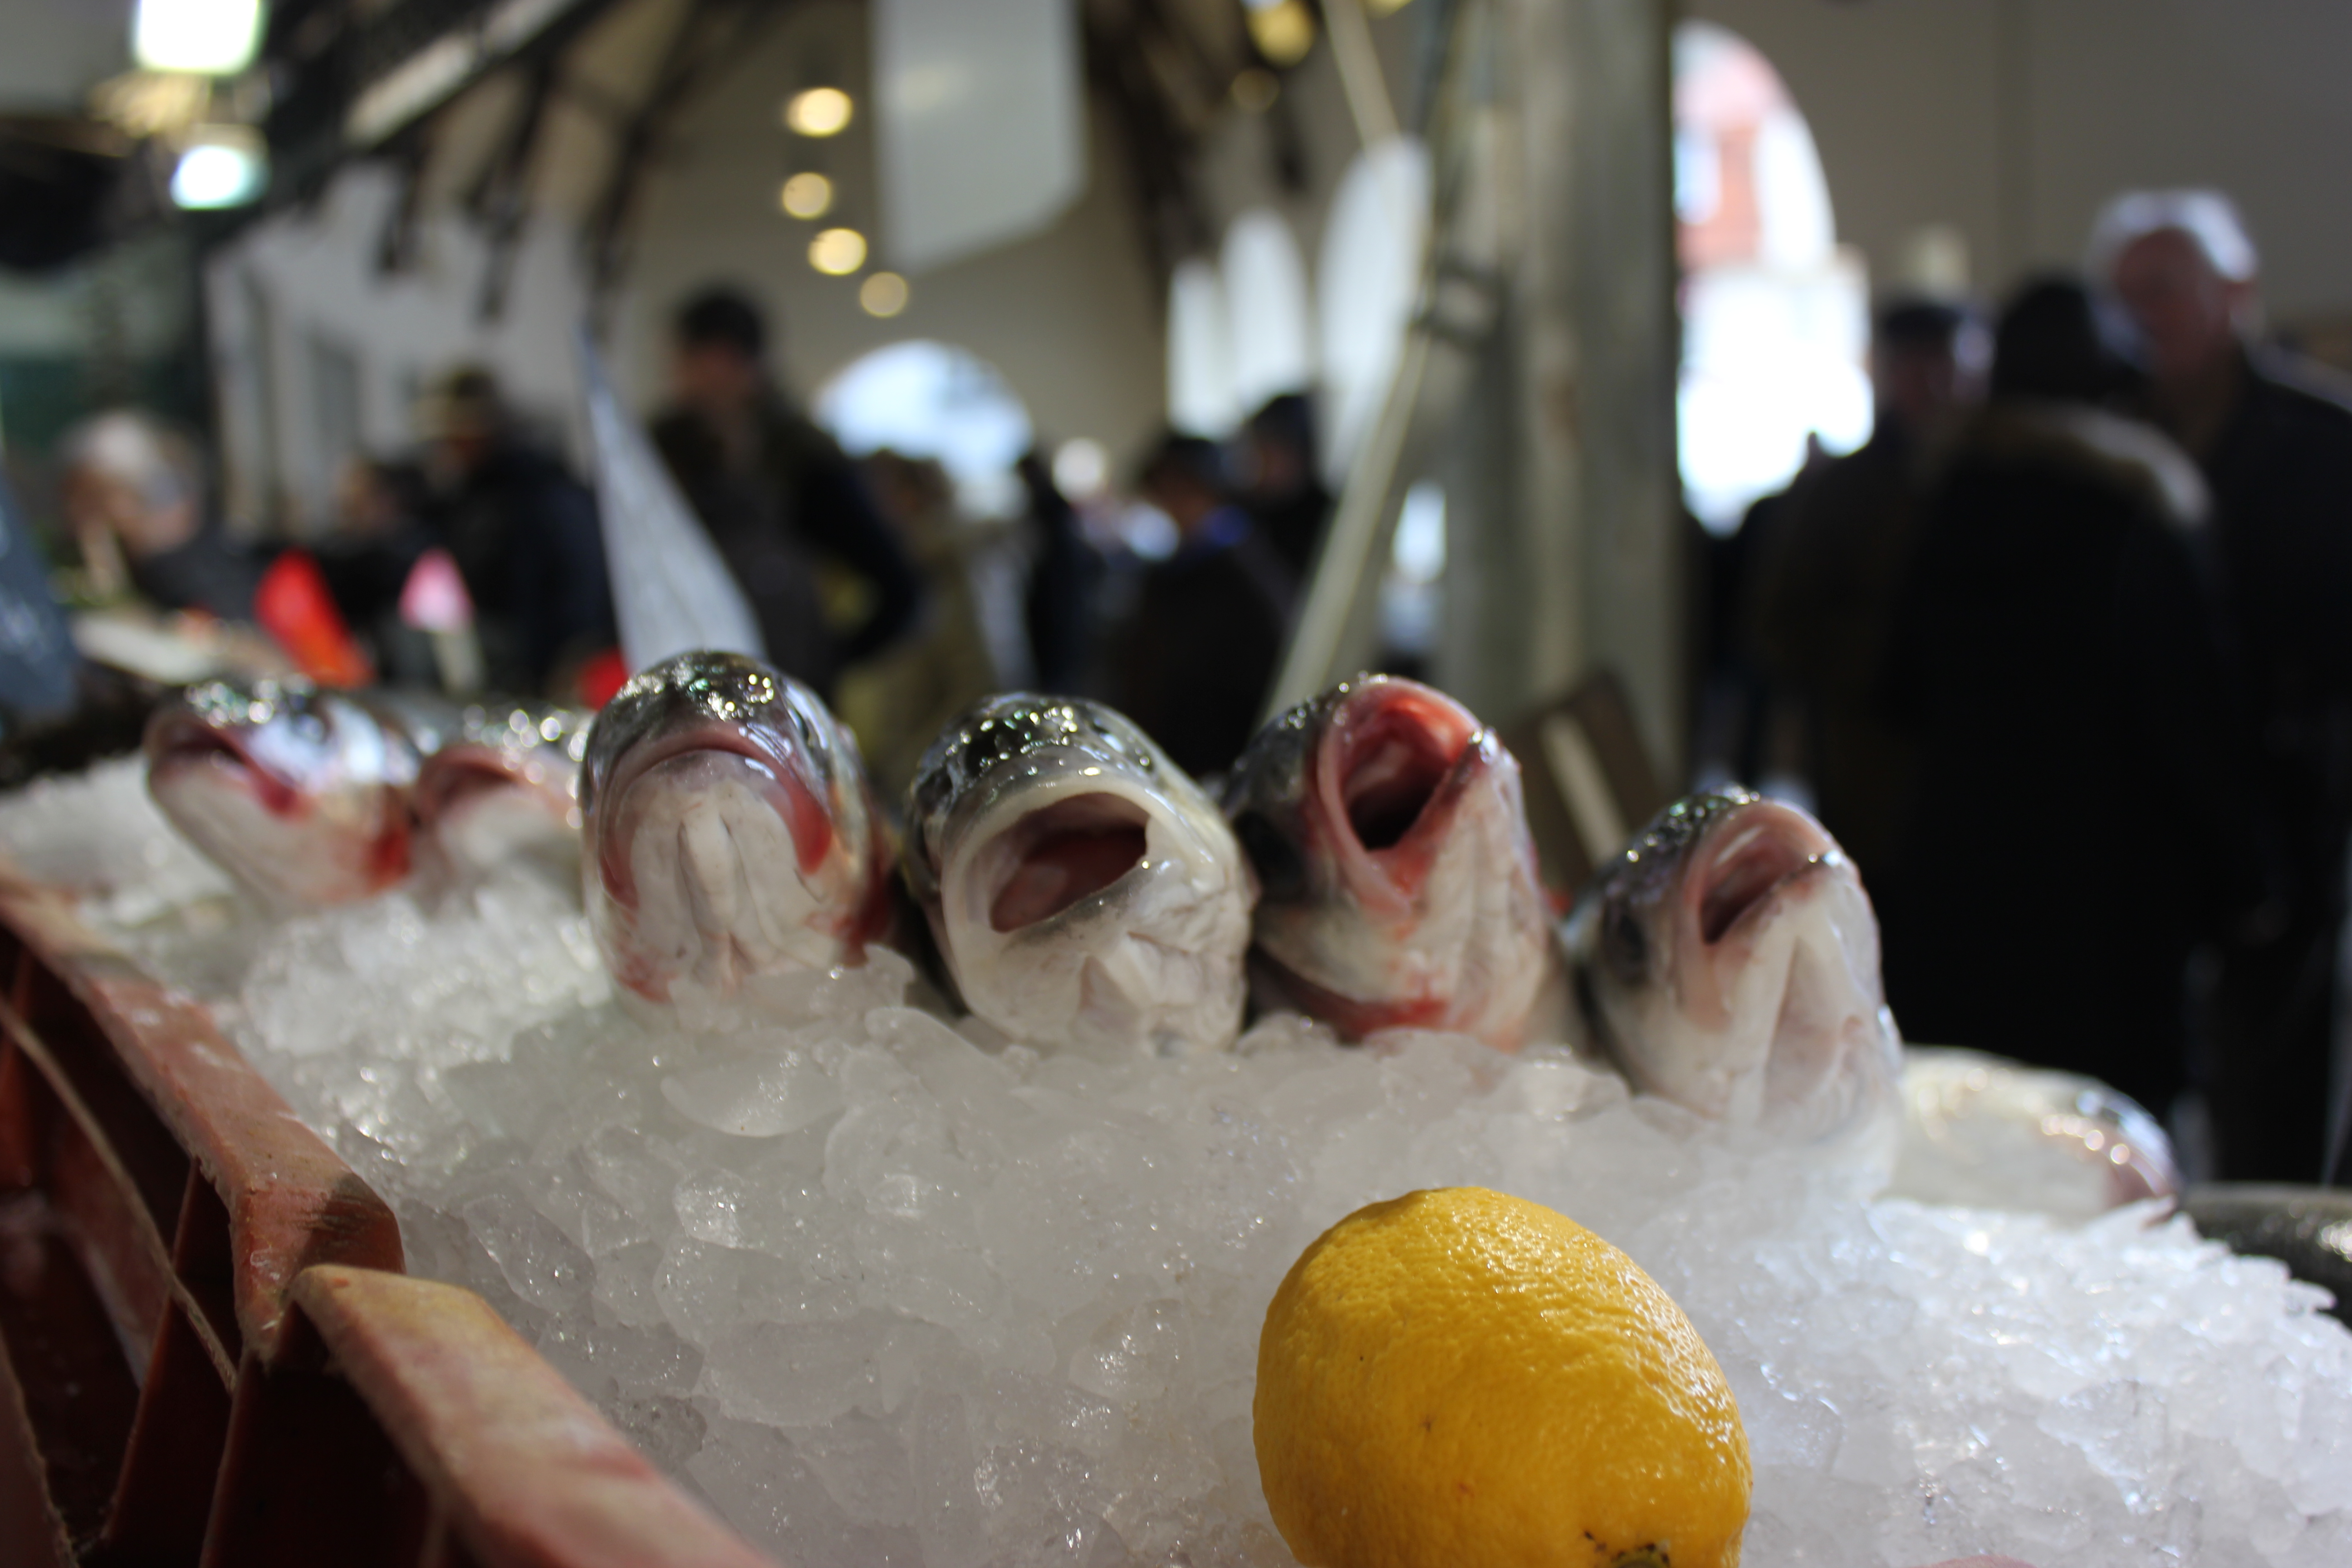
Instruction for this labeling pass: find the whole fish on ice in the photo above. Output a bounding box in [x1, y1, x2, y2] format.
[904, 694, 1253, 1058]
[1563, 785, 1902, 1146]
[1221, 675, 1563, 1050]
[1891, 1045, 2179, 1218]
[411, 698, 591, 882]
[145, 677, 425, 907]
[579, 650, 892, 1014]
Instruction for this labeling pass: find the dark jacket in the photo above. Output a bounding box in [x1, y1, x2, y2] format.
[1112, 510, 1293, 779]
[1877, 401, 2260, 1112]
[652, 395, 925, 697]
[429, 441, 615, 694]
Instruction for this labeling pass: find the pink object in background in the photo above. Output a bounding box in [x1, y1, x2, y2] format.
[397, 546, 475, 633]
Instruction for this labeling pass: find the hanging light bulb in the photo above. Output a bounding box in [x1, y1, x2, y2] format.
[783, 87, 853, 137]
[859, 273, 909, 318]
[1242, 0, 1315, 68]
[779, 172, 833, 219]
[171, 124, 268, 208]
[809, 227, 867, 276]
[135, 0, 266, 76]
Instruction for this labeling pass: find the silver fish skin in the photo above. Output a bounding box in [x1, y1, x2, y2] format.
[1891, 1046, 2180, 1218]
[1563, 785, 1903, 1146]
[1221, 675, 1563, 1050]
[579, 651, 892, 1015]
[412, 699, 592, 882]
[144, 677, 422, 908]
[904, 694, 1253, 1059]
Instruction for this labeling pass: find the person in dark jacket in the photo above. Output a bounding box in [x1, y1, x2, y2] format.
[1238, 393, 1333, 581]
[1877, 277, 2266, 1120]
[2095, 190, 2352, 1182]
[1742, 299, 1979, 879]
[1019, 448, 1099, 695]
[419, 368, 615, 696]
[649, 287, 924, 698]
[1111, 434, 1293, 778]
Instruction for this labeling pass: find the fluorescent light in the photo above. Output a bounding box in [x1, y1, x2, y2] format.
[172, 127, 268, 208]
[135, 0, 265, 76]
[784, 87, 853, 137]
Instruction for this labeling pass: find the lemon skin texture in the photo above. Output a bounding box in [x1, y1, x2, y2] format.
[1253, 1186, 1751, 1568]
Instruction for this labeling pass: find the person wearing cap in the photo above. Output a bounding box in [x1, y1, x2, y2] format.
[2092, 189, 2352, 1184]
[649, 286, 925, 698]
[59, 409, 263, 622]
[417, 366, 615, 696]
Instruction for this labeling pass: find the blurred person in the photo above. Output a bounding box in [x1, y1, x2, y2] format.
[316, 456, 435, 684]
[59, 410, 262, 621]
[1743, 299, 1980, 878]
[418, 367, 615, 696]
[1020, 449, 1100, 694]
[1237, 392, 1333, 580]
[651, 286, 924, 697]
[2094, 190, 2352, 1182]
[835, 450, 1001, 795]
[1110, 433, 1293, 778]
[1877, 277, 2265, 1121]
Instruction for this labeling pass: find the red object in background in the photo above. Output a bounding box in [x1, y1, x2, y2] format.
[397, 547, 475, 633]
[576, 647, 630, 708]
[255, 550, 374, 687]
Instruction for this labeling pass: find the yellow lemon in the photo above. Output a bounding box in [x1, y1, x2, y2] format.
[1253, 1187, 1751, 1568]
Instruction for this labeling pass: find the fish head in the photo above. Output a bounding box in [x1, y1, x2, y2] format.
[580, 651, 890, 1009]
[1567, 786, 1901, 1142]
[906, 695, 1253, 1058]
[412, 701, 590, 882]
[144, 677, 419, 906]
[1222, 675, 1560, 1048]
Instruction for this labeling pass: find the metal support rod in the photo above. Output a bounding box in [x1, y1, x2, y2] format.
[1323, 0, 1401, 149]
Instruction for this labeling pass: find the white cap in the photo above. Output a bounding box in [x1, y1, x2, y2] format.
[2087, 189, 2259, 285]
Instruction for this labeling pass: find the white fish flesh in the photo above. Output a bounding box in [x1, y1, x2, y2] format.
[903, 694, 1253, 1059]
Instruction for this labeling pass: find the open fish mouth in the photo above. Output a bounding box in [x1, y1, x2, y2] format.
[593, 724, 833, 909]
[147, 718, 300, 815]
[1315, 680, 1484, 899]
[1686, 800, 1840, 948]
[977, 792, 1151, 932]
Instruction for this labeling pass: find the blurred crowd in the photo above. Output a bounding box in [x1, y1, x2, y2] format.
[25, 283, 1326, 794]
[1700, 189, 2352, 1186]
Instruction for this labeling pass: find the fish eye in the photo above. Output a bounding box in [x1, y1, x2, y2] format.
[1231, 810, 1308, 902]
[1600, 902, 1649, 983]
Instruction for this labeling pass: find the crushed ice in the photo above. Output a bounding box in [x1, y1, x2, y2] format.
[3, 768, 2348, 1568]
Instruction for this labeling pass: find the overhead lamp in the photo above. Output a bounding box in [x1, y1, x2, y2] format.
[135, 0, 266, 76]
[859, 272, 908, 318]
[784, 87, 853, 137]
[809, 227, 867, 276]
[779, 172, 833, 219]
[1230, 69, 1279, 114]
[1242, 0, 1315, 68]
[171, 124, 268, 208]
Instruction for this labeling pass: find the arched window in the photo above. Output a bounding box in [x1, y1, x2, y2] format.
[1166, 258, 1240, 438]
[1674, 23, 1870, 533]
[813, 340, 1034, 517]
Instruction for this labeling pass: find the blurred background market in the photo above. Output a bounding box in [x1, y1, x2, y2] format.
[0, 0, 2348, 1186]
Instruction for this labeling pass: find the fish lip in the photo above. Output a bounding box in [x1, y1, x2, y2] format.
[1680, 798, 1840, 950]
[592, 721, 836, 910]
[1311, 678, 1484, 910]
[144, 712, 303, 816]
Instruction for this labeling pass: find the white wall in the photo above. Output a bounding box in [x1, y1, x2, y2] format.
[623, 0, 1166, 471]
[1693, 0, 2352, 323]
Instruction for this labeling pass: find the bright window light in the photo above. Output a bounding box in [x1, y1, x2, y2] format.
[809, 227, 867, 276]
[136, 0, 265, 76]
[784, 87, 853, 137]
[171, 127, 268, 208]
[815, 340, 1035, 519]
